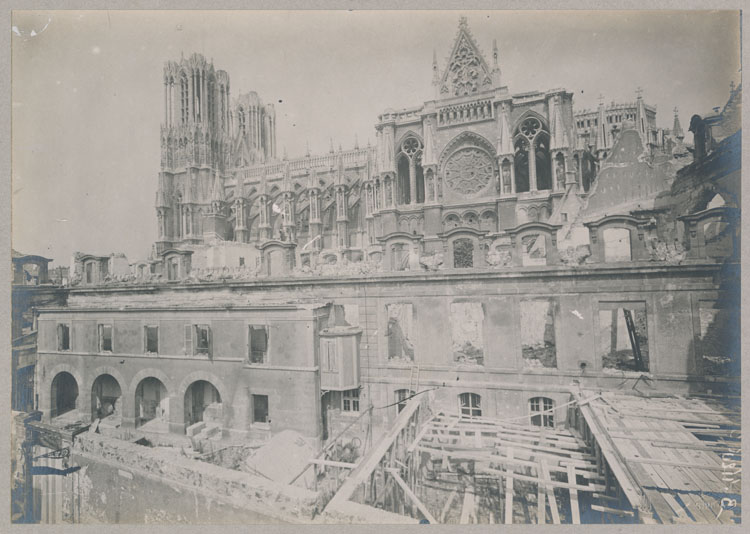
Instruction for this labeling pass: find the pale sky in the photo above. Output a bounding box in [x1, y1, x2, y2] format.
[11, 10, 741, 266]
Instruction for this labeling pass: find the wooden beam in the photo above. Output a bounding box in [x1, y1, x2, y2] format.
[460, 486, 474, 524]
[385, 468, 437, 524]
[504, 448, 514, 524]
[440, 489, 458, 523]
[537, 481, 546, 524]
[406, 415, 436, 453]
[568, 464, 581, 524]
[577, 400, 645, 510]
[540, 460, 561, 524]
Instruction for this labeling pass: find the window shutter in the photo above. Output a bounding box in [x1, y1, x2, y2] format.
[207, 326, 213, 359]
[185, 324, 193, 356]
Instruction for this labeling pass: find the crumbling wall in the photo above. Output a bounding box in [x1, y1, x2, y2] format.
[72, 433, 318, 523]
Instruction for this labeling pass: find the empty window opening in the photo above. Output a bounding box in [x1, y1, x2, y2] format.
[98, 324, 113, 352]
[145, 326, 159, 354]
[342, 389, 360, 412]
[184, 380, 222, 428]
[248, 326, 268, 364]
[85, 262, 94, 284]
[459, 392, 482, 418]
[252, 394, 269, 424]
[450, 301, 485, 365]
[135, 377, 169, 428]
[529, 397, 555, 427]
[698, 300, 739, 376]
[386, 303, 414, 361]
[396, 389, 415, 413]
[453, 238, 474, 268]
[603, 227, 632, 262]
[599, 302, 649, 372]
[520, 300, 557, 368]
[51, 372, 78, 418]
[57, 323, 70, 351]
[91, 374, 122, 421]
[193, 324, 211, 355]
[522, 233, 547, 266]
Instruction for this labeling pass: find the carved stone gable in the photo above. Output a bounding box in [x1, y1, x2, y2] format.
[441, 25, 493, 97]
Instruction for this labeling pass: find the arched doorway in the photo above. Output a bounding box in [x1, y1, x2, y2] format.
[50, 372, 78, 418]
[184, 380, 222, 428]
[135, 377, 169, 429]
[90, 374, 122, 421]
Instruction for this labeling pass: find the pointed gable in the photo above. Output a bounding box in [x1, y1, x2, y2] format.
[440, 17, 493, 98]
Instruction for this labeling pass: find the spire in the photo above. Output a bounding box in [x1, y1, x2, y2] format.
[497, 102, 513, 156]
[305, 140, 311, 158]
[283, 146, 288, 160]
[336, 148, 345, 186]
[672, 107, 684, 140]
[329, 137, 334, 154]
[282, 160, 292, 193]
[354, 134, 359, 150]
[431, 48, 440, 99]
[596, 95, 608, 151]
[635, 87, 647, 140]
[259, 167, 268, 196]
[491, 39, 501, 87]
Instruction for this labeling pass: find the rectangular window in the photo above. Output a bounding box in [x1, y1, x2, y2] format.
[342, 389, 360, 412]
[520, 299, 557, 368]
[98, 324, 113, 352]
[57, 324, 70, 351]
[530, 397, 555, 428]
[386, 303, 414, 361]
[239, 256, 245, 267]
[85, 262, 93, 284]
[145, 326, 159, 354]
[195, 325, 211, 355]
[450, 301, 485, 365]
[248, 326, 268, 364]
[252, 394, 269, 423]
[599, 302, 649, 372]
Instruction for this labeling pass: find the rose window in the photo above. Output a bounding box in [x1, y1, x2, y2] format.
[443, 148, 494, 195]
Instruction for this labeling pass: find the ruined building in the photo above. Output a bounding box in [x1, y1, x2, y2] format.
[25, 18, 740, 525]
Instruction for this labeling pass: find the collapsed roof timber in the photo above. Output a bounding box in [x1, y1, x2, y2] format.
[12, 16, 741, 525]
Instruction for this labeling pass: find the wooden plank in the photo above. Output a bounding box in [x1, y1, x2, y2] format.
[385, 468, 437, 524]
[308, 458, 358, 469]
[539, 460, 561, 524]
[591, 504, 635, 517]
[623, 456, 726, 471]
[504, 448, 514, 524]
[406, 415, 436, 453]
[568, 464, 581, 524]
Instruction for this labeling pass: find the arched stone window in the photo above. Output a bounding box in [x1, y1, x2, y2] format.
[51, 372, 78, 418]
[514, 117, 552, 192]
[459, 392, 481, 418]
[180, 73, 189, 124]
[238, 107, 246, 136]
[396, 137, 424, 205]
[529, 396, 555, 427]
[444, 214, 460, 230]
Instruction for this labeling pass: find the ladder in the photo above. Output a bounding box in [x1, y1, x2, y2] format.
[622, 309, 646, 372]
[408, 364, 420, 394]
